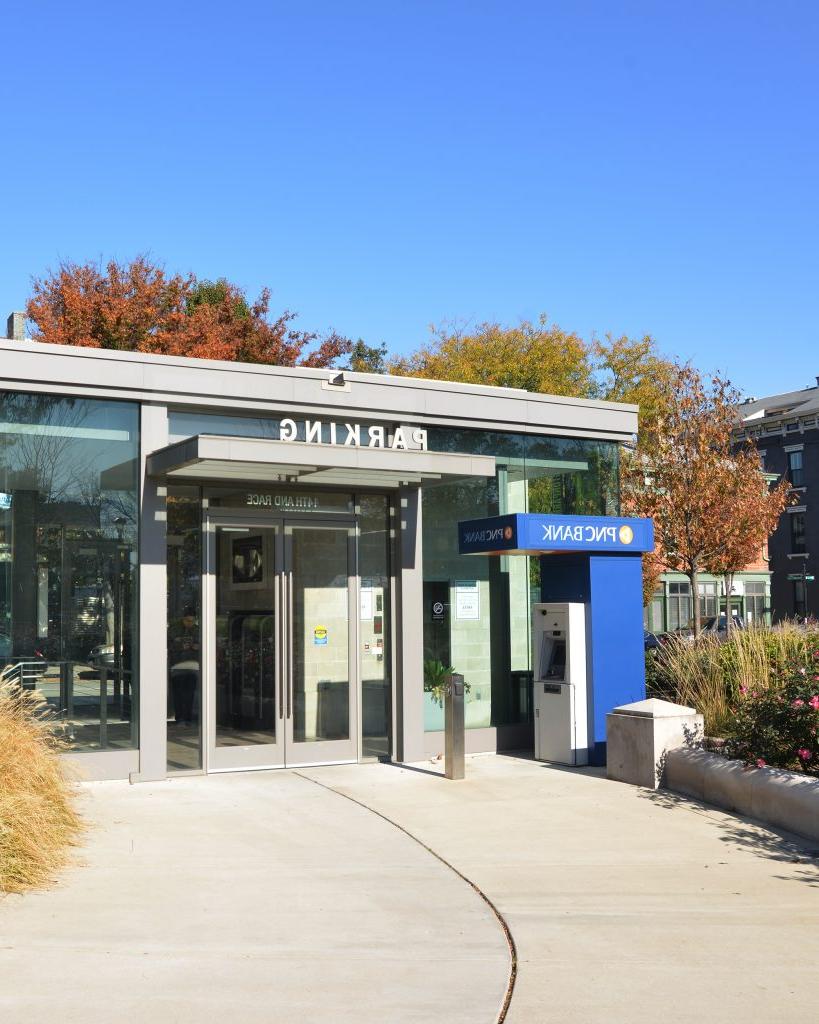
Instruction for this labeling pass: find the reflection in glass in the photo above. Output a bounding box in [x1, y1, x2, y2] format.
[423, 428, 619, 732]
[167, 488, 202, 770]
[292, 527, 350, 743]
[214, 527, 277, 746]
[0, 393, 139, 750]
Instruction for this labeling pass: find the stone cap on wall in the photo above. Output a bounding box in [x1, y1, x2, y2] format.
[611, 698, 697, 719]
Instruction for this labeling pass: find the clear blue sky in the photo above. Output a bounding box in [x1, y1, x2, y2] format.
[1, 1, 817, 398]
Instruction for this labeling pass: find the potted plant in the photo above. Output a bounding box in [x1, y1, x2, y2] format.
[423, 659, 471, 706]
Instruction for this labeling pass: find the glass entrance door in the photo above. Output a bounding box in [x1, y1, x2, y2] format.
[205, 516, 358, 770]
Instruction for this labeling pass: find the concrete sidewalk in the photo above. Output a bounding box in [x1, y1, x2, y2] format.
[0, 771, 509, 1024]
[302, 755, 819, 1024]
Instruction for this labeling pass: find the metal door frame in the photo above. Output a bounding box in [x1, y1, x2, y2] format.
[203, 511, 359, 772]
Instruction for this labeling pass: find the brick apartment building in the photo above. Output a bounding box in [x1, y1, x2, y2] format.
[737, 380, 819, 621]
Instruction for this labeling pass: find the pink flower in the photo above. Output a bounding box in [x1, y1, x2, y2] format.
[810, 696, 819, 710]
[799, 668, 807, 676]
[797, 748, 811, 761]
[793, 699, 805, 708]
[739, 686, 747, 696]
[755, 758, 766, 768]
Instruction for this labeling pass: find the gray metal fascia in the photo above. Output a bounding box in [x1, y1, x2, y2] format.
[145, 437, 201, 476]
[0, 339, 638, 440]
[146, 434, 497, 479]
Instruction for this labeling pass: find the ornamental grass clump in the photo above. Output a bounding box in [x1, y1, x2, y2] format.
[724, 649, 819, 775]
[647, 634, 735, 735]
[0, 674, 84, 893]
[647, 625, 819, 737]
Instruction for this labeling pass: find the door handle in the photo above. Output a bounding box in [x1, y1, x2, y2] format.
[287, 568, 294, 719]
[277, 570, 284, 721]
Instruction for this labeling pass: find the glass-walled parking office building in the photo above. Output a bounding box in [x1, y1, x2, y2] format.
[0, 331, 637, 781]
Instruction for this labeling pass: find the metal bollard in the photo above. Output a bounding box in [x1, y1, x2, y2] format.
[445, 672, 465, 780]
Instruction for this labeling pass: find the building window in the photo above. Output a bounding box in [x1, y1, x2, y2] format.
[698, 581, 718, 620]
[791, 511, 807, 553]
[668, 581, 692, 632]
[649, 586, 665, 633]
[0, 393, 140, 751]
[745, 581, 767, 625]
[787, 449, 804, 487]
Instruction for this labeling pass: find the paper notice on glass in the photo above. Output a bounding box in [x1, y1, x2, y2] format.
[360, 587, 374, 621]
[455, 580, 480, 620]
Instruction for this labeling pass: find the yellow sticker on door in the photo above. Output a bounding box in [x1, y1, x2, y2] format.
[313, 626, 328, 646]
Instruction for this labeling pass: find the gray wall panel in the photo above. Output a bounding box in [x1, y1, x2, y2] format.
[135, 404, 169, 782]
[0, 339, 638, 441]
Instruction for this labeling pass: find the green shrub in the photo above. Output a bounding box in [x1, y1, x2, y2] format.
[724, 650, 819, 774]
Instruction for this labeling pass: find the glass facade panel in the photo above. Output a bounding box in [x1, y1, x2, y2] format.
[291, 526, 351, 743]
[167, 487, 203, 770]
[358, 495, 392, 759]
[0, 393, 139, 750]
[422, 429, 619, 731]
[215, 524, 279, 747]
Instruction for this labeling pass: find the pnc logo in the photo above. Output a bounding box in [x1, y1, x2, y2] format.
[618, 525, 634, 545]
[503, 526, 513, 540]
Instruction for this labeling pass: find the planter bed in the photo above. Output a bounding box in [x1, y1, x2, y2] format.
[665, 747, 819, 844]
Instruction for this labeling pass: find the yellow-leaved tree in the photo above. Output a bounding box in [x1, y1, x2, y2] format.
[388, 315, 595, 397]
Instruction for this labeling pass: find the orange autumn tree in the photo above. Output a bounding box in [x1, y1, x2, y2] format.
[706, 467, 789, 633]
[624, 364, 790, 636]
[26, 257, 351, 367]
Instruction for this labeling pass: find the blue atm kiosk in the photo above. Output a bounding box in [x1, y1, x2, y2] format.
[458, 513, 654, 766]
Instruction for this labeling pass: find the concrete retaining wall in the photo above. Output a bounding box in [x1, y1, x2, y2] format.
[665, 747, 819, 844]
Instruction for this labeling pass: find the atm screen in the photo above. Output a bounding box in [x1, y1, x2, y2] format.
[537, 632, 566, 682]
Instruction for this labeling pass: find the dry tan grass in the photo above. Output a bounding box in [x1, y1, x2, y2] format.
[653, 634, 734, 735]
[652, 623, 819, 736]
[0, 672, 84, 894]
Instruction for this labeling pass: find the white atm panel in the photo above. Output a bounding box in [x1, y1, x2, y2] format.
[532, 602, 588, 766]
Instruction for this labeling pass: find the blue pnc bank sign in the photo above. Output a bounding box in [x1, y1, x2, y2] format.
[458, 513, 653, 556]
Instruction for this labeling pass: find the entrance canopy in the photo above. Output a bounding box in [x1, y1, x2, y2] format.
[147, 434, 496, 489]
[458, 512, 654, 556]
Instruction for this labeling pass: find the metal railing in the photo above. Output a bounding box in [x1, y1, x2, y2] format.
[0, 658, 134, 749]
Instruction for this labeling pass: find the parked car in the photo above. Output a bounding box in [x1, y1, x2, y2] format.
[644, 630, 661, 651]
[88, 643, 117, 668]
[702, 614, 745, 635]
